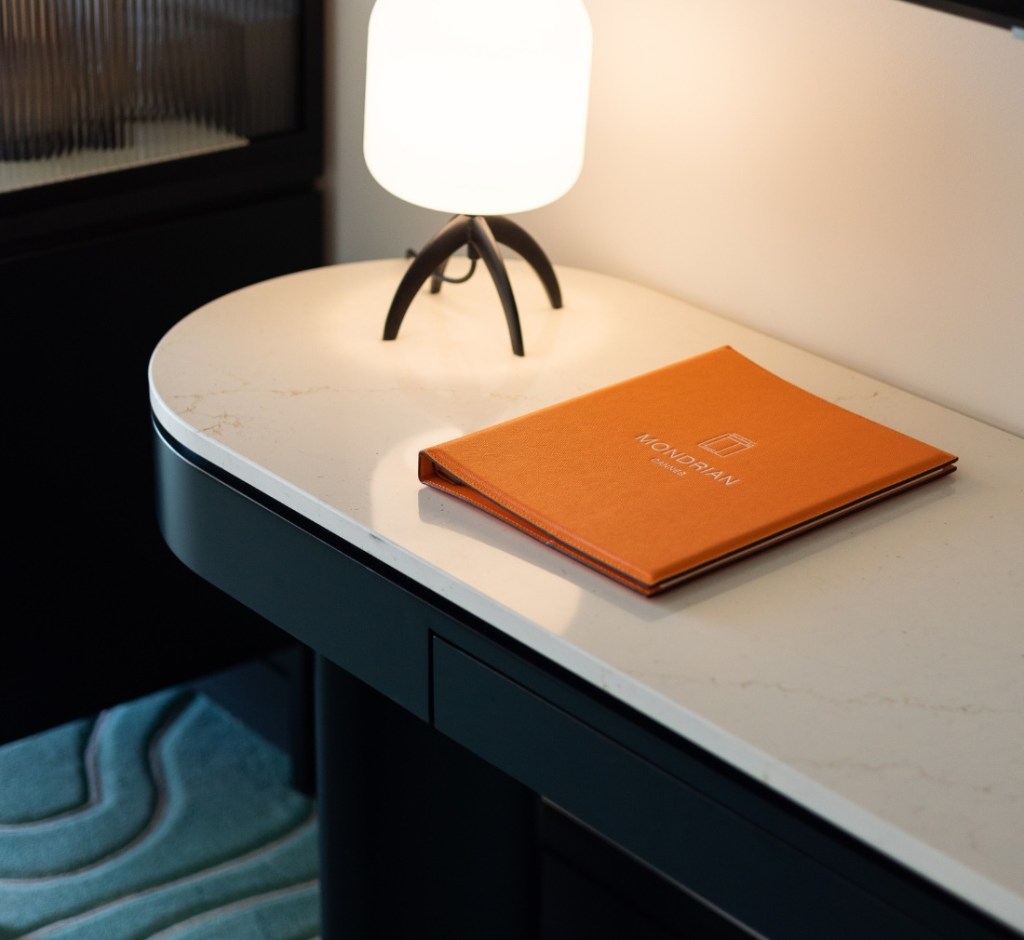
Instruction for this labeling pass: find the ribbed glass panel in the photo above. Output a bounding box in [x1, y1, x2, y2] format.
[1, 0, 299, 191]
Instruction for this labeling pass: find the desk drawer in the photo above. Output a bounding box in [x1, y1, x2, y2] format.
[432, 638, 973, 940]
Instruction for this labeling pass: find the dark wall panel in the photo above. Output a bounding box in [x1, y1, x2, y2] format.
[2, 189, 324, 743]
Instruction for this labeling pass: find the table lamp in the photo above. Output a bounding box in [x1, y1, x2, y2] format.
[363, 0, 592, 355]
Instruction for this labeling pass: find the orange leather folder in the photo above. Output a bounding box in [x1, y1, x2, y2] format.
[418, 346, 958, 595]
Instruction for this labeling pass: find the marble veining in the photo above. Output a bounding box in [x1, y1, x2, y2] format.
[150, 260, 1024, 933]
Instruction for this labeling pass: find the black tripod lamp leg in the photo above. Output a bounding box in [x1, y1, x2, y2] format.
[383, 214, 551, 355]
[383, 215, 471, 340]
[429, 256, 451, 294]
[469, 216, 526, 356]
[485, 215, 563, 309]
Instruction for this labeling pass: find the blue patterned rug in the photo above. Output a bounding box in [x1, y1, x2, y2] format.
[0, 688, 320, 939]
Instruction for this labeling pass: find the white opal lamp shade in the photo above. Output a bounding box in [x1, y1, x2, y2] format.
[363, 0, 592, 217]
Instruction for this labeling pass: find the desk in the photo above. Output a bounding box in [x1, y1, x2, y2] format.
[149, 260, 1023, 938]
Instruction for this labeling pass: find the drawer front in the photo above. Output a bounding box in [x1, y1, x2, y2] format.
[432, 637, 961, 940]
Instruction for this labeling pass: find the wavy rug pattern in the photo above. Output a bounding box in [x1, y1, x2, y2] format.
[0, 688, 320, 939]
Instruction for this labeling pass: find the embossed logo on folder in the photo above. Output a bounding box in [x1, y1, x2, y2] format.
[634, 433, 742, 486]
[699, 432, 755, 457]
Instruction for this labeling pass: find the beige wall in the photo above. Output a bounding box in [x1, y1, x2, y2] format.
[325, 0, 1024, 435]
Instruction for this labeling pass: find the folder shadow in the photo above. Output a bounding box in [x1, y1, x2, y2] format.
[418, 471, 958, 625]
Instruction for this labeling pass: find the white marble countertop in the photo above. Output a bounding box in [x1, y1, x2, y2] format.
[149, 259, 1023, 932]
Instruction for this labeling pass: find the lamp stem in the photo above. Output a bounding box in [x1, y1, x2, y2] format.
[382, 214, 562, 356]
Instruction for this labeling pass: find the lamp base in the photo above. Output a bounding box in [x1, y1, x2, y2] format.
[382, 214, 562, 356]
